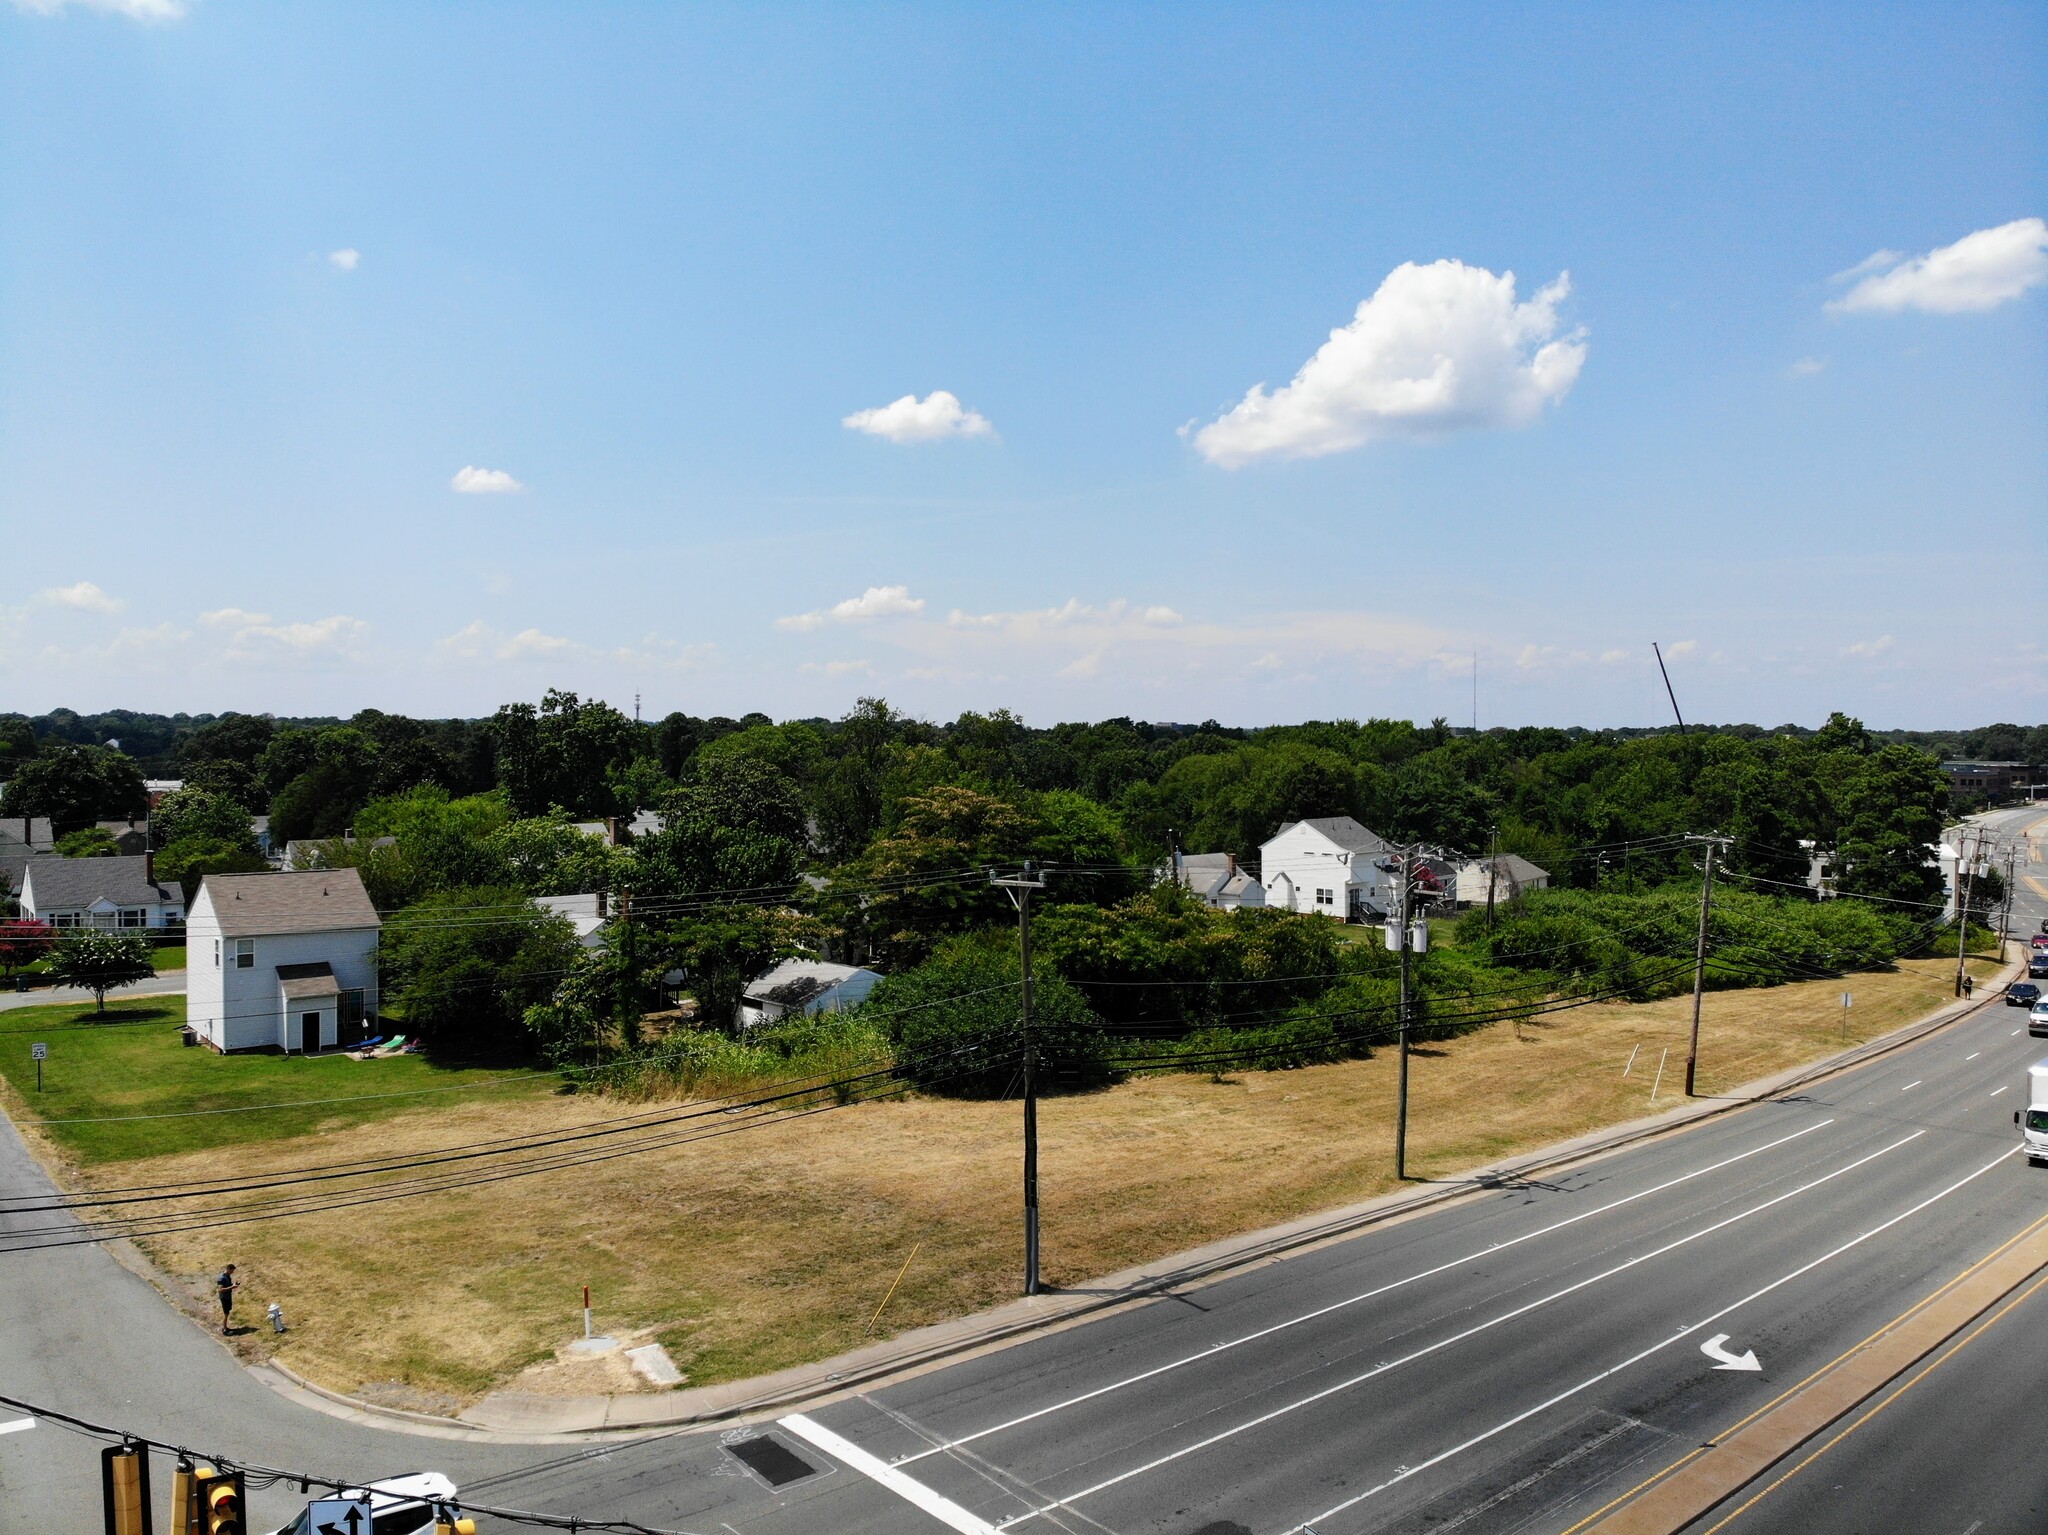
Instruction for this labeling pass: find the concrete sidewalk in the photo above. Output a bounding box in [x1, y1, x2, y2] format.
[415, 948, 2021, 1438]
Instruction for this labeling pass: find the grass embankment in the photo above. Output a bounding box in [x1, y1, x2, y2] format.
[8, 955, 2000, 1410]
[0, 1002, 557, 1164]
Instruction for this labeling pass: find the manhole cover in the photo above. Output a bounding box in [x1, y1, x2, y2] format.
[726, 1435, 817, 1487]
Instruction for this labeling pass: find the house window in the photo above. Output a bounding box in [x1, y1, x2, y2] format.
[50, 911, 80, 928]
[1316, 888, 1334, 907]
[234, 938, 255, 970]
[213, 939, 222, 968]
[117, 908, 146, 929]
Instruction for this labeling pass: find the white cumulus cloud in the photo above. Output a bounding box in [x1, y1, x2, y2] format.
[452, 465, 524, 494]
[1827, 218, 2048, 315]
[198, 607, 271, 628]
[328, 248, 360, 271]
[1789, 357, 1828, 377]
[1190, 259, 1587, 467]
[778, 585, 926, 631]
[1843, 635, 1894, 657]
[842, 391, 995, 443]
[37, 581, 124, 614]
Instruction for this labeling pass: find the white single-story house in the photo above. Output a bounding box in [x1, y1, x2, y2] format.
[534, 892, 611, 949]
[1168, 851, 1267, 911]
[735, 959, 882, 1031]
[1260, 817, 1399, 921]
[185, 869, 381, 1053]
[18, 854, 183, 930]
[1452, 854, 1551, 907]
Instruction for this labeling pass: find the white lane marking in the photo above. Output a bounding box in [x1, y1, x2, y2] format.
[1967, 1053, 1982, 1061]
[1902, 1081, 1923, 1092]
[1281, 1145, 2022, 1533]
[896, 1119, 1836, 1467]
[1699, 1333, 1761, 1371]
[779, 1414, 996, 1534]
[0, 1418, 31, 1436]
[1992, 1086, 2011, 1096]
[991, 1132, 1921, 1526]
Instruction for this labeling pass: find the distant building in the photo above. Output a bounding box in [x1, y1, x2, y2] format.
[735, 959, 881, 1031]
[1942, 761, 2032, 798]
[1260, 817, 1397, 921]
[1165, 850, 1266, 911]
[1452, 854, 1550, 908]
[0, 815, 55, 900]
[18, 854, 182, 931]
[535, 892, 611, 949]
[94, 818, 151, 856]
[185, 869, 381, 1053]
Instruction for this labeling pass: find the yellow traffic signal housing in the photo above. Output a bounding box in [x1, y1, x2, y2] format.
[101, 1443, 153, 1535]
[169, 1462, 199, 1535]
[195, 1467, 245, 1535]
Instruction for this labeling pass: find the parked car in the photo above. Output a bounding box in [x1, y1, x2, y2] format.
[2033, 1002, 2048, 1037]
[2007, 982, 2043, 1008]
[269, 1475, 468, 1535]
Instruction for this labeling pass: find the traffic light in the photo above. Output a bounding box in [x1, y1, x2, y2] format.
[169, 1461, 198, 1535]
[101, 1442, 153, 1535]
[193, 1466, 244, 1535]
[432, 1513, 477, 1535]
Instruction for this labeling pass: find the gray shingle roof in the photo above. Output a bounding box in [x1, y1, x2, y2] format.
[200, 869, 381, 936]
[1294, 817, 1392, 855]
[276, 960, 340, 999]
[21, 854, 176, 911]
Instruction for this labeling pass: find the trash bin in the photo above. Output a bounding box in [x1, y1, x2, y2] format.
[181, 1026, 197, 1048]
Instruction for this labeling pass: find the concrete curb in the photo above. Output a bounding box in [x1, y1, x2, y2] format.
[252, 949, 2019, 1441]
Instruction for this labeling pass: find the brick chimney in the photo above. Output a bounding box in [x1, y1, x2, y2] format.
[144, 849, 155, 886]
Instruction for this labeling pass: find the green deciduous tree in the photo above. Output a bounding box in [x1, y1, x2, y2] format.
[53, 827, 122, 858]
[47, 931, 156, 1015]
[0, 742, 147, 834]
[378, 887, 581, 1058]
[865, 937, 1113, 1098]
[491, 690, 643, 818]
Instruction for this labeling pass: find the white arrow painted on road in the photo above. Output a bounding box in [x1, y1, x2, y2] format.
[1700, 1333, 1761, 1371]
[0, 1418, 33, 1435]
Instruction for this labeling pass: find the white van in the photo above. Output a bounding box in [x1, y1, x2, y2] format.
[2018, 1062, 2048, 1166]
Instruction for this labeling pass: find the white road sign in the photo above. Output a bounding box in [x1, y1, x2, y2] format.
[303, 1497, 373, 1535]
[29, 1043, 46, 1061]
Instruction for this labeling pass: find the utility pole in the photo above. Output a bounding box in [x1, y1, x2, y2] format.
[1485, 827, 1500, 935]
[2000, 846, 2019, 958]
[991, 863, 1048, 1295]
[1394, 848, 1415, 1179]
[1954, 829, 1981, 996]
[1684, 834, 1731, 1097]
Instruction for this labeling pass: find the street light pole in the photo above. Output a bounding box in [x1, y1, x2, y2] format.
[991, 863, 1049, 1296]
[1394, 848, 1414, 1180]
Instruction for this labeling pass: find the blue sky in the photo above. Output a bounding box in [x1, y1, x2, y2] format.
[3, 3, 2043, 729]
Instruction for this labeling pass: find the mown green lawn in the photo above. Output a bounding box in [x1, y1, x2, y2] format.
[0, 1000, 560, 1164]
[152, 945, 187, 972]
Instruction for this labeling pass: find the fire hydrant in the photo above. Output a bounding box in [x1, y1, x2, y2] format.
[267, 1302, 286, 1335]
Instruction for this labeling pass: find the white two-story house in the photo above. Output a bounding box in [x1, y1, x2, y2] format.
[186, 869, 381, 1053]
[1259, 816, 1397, 922]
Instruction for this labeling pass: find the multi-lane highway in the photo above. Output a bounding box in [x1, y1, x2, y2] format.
[4, 811, 2047, 1534]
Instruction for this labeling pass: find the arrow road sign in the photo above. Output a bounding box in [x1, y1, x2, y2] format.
[304, 1497, 372, 1535]
[1700, 1332, 1762, 1371]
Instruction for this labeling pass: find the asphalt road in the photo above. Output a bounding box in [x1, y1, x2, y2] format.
[5, 831, 2048, 1533]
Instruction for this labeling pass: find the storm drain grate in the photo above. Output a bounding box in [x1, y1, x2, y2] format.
[726, 1435, 817, 1487]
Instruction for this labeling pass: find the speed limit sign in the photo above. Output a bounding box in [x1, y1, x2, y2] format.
[30, 1043, 46, 1061]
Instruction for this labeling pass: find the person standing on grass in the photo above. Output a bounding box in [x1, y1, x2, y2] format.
[216, 1264, 238, 1333]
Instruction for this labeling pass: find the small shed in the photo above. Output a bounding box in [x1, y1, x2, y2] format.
[735, 959, 882, 1031]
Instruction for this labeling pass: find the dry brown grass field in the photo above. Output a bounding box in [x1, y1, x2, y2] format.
[64, 954, 2004, 1409]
